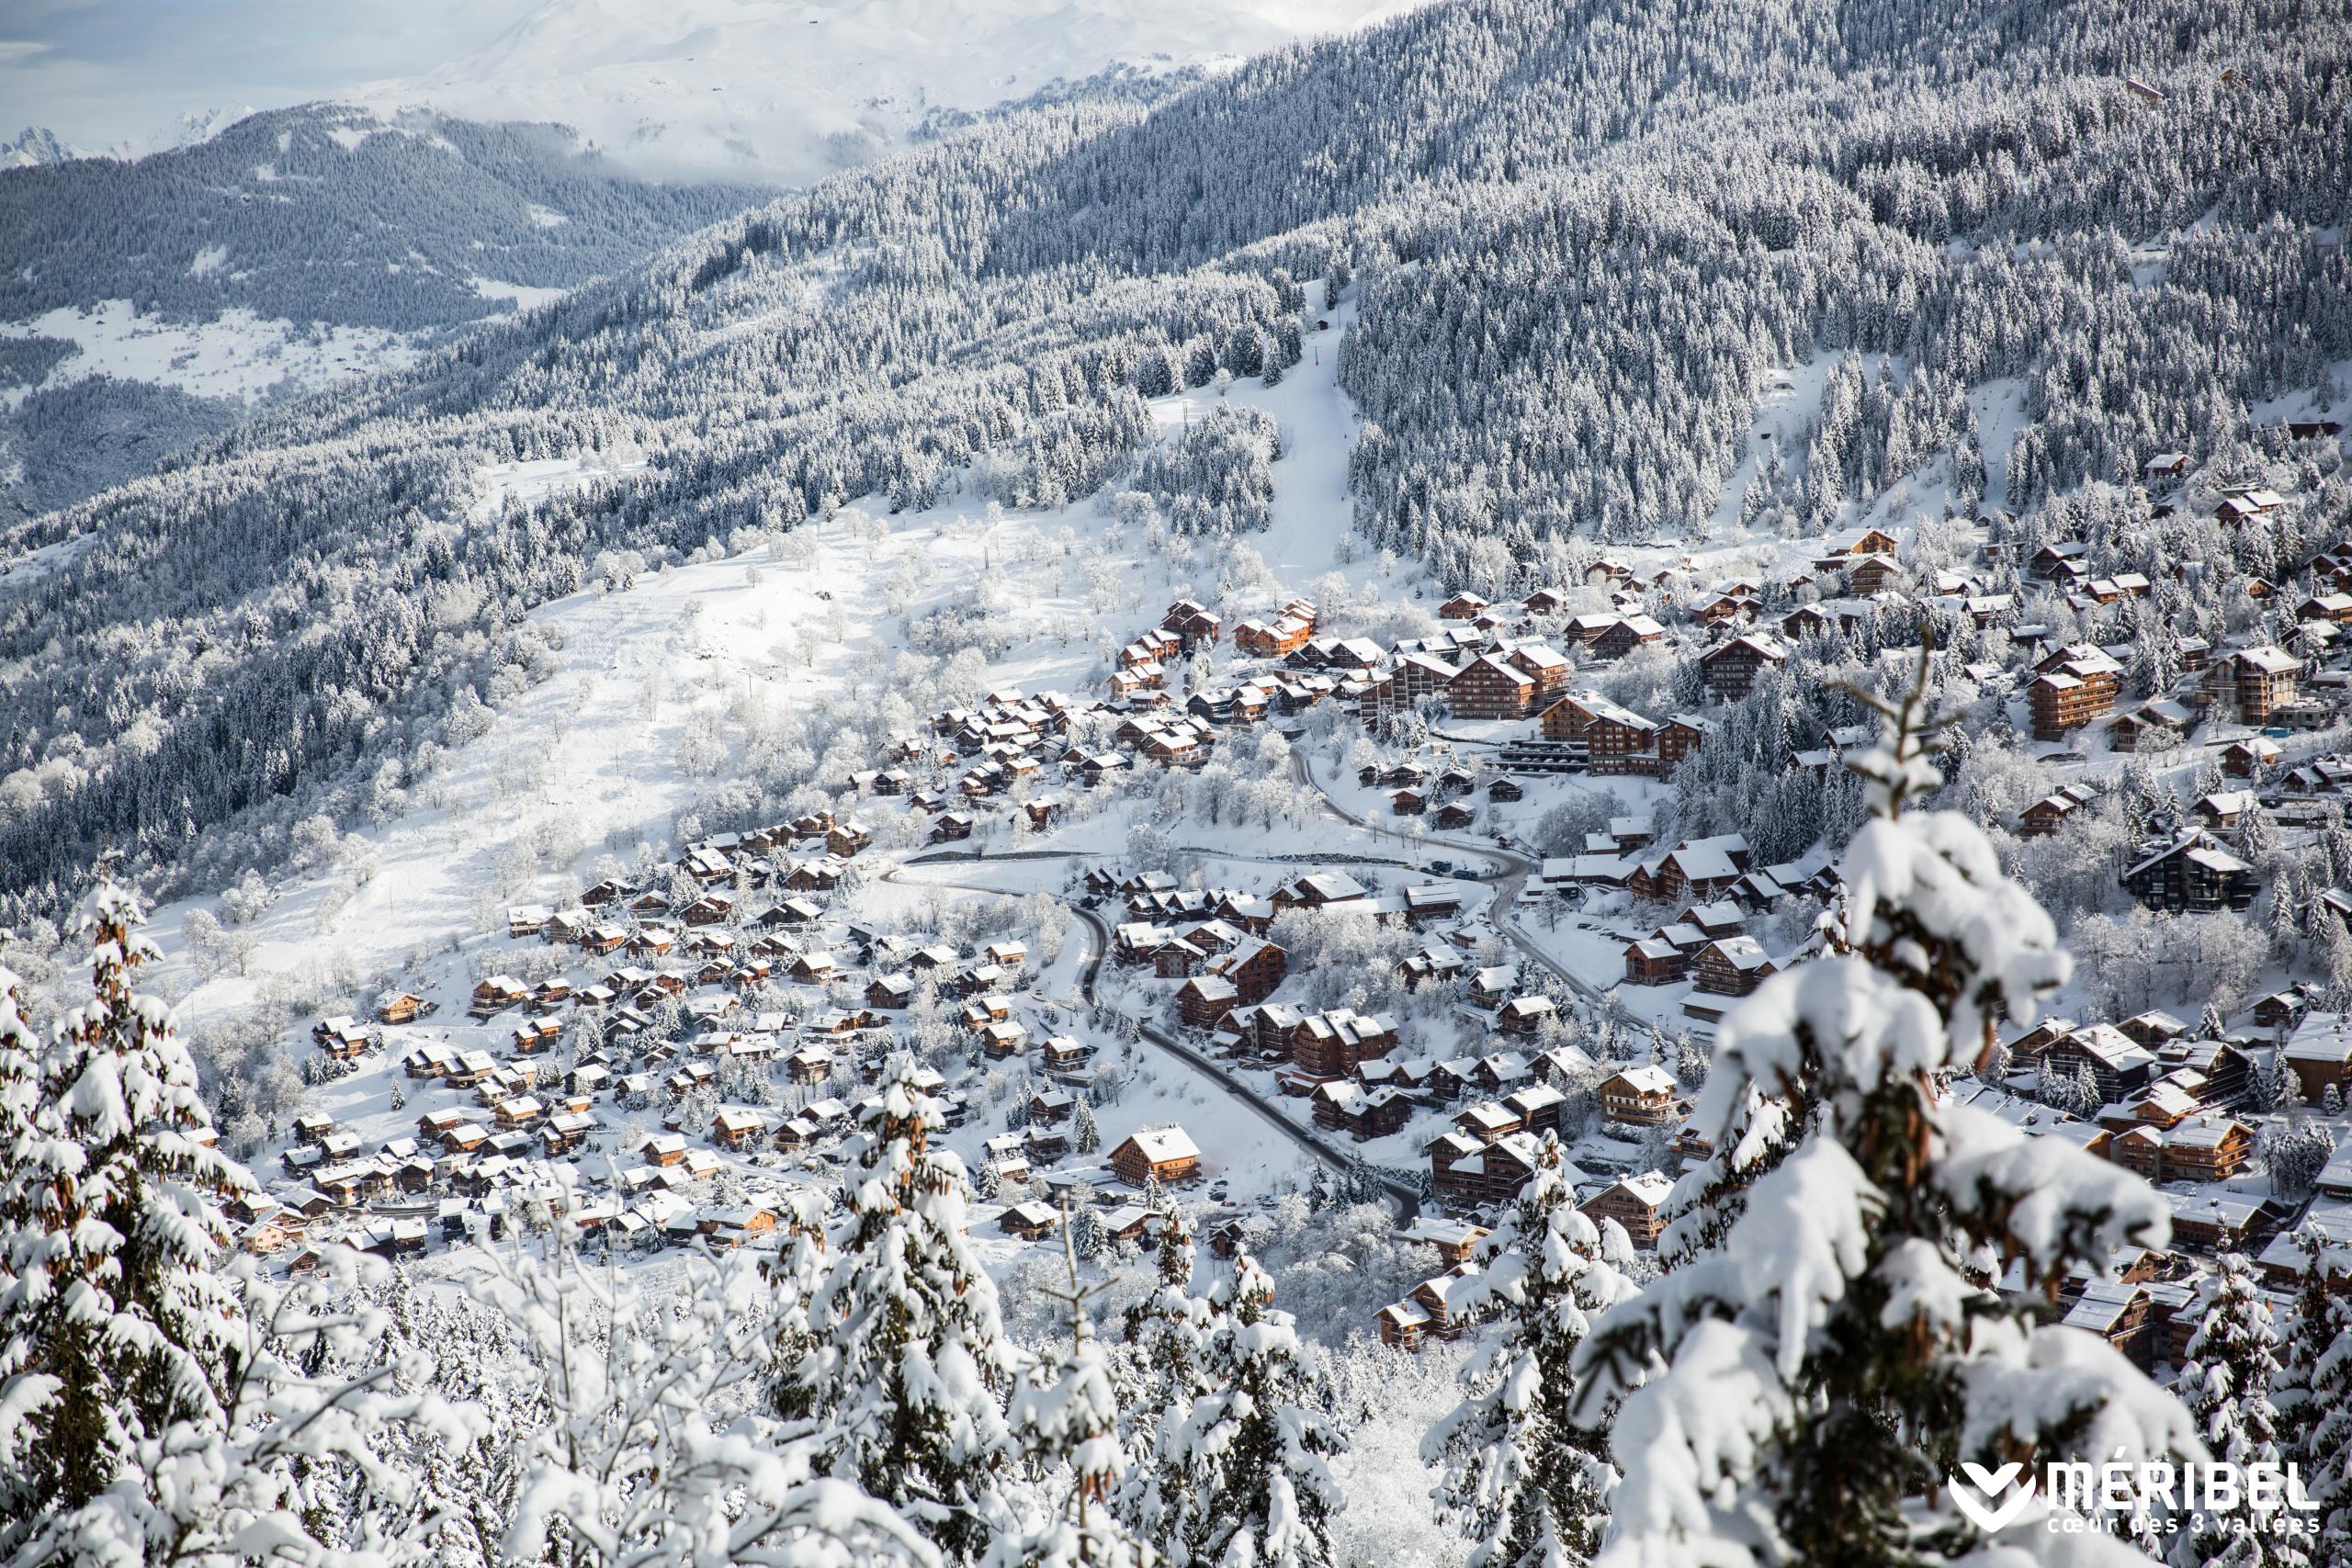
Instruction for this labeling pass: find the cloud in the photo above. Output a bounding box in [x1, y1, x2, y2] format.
[0, 2, 540, 146]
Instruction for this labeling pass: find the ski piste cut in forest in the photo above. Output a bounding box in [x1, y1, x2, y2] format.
[0, 0, 2346, 925]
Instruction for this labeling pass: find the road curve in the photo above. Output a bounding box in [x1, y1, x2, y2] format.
[883, 862, 1421, 1218]
[886, 742, 1626, 1214]
[1287, 753, 1611, 1006]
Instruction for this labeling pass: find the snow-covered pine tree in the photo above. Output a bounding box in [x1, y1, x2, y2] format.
[1159, 1250, 1348, 1568]
[489, 1227, 927, 1568]
[782, 1057, 1018, 1560]
[1577, 652, 2193, 1564]
[2256, 1050, 2299, 1113]
[1, 874, 455, 1566]
[0, 879, 251, 1534]
[1424, 1138, 1641, 1568]
[1074, 1100, 1102, 1156]
[2274, 1228, 2352, 1566]
[2267, 1232, 2342, 1476]
[1655, 1078, 1800, 1269]
[355, 1268, 546, 1568]
[2171, 1255, 2300, 1567]
[1114, 1206, 1210, 1549]
[986, 1224, 1152, 1568]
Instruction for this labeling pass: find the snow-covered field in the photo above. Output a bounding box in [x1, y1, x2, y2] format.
[146, 291, 1399, 1018]
[0, 299, 427, 404]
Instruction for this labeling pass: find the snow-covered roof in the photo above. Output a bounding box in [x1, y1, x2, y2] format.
[1121, 1126, 1201, 1164]
[1664, 843, 1737, 883]
[2235, 644, 2300, 673]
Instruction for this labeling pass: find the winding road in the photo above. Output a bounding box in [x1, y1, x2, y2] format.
[887, 747, 1623, 1217]
[1283, 751, 1611, 1006]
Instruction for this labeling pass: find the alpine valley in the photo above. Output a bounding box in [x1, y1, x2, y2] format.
[1, 2, 2350, 1566]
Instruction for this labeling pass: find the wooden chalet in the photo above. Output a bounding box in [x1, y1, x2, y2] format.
[1111, 1125, 1203, 1186]
[1579, 1172, 1675, 1250]
[1598, 1066, 1679, 1126]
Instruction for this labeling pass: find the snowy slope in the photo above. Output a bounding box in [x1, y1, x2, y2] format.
[351, 0, 1419, 184]
[141, 292, 1390, 1029]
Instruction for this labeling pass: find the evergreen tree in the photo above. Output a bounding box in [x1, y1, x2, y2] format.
[2277, 1231, 2344, 1458]
[2279, 1234, 2352, 1568]
[1579, 659, 2193, 1563]
[1114, 1207, 1210, 1546]
[1, 874, 448, 1565]
[1160, 1252, 1348, 1568]
[783, 1058, 1018, 1560]
[2171, 1255, 2299, 1567]
[2256, 1050, 2299, 1114]
[1425, 1139, 1640, 1567]
[988, 1229, 1153, 1568]
[1656, 1079, 1800, 1269]
[1074, 1100, 1102, 1156]
[491, 1231, 925, 1568]
[0, 878, 251, 1536]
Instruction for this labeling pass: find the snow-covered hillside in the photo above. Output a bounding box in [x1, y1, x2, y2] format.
[144, 293, 1390, 1027]
[351, 0, 1417, 184]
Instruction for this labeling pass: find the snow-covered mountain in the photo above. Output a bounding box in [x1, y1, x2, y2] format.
[127, 103, 261, 158]
[2, 127, 82, 169]
[349, 0, 1416, 184]
[3, 106, 256, 169]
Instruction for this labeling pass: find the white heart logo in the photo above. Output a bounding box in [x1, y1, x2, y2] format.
[1951, 1461, 2036, 1533]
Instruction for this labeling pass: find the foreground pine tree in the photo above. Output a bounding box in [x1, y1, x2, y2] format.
[1424, 1138, 1640, 1568]
[1578, 659, 2193, 1565]
[0, 878, 252, 1530]
[0, 872, 451, 1566]
[986, 1225, 1154, 1568]
[1159, 1250, 1348, 1568]
[2171, 1255, 2299, 1568]
[1112, 1205, 1212, 1553]
[1654, 1077, 1800, 1269]
[489, 1232, 928, 1568]
[781, 1058, 1018, 1560]
[2277, 1234, 2352, 1567]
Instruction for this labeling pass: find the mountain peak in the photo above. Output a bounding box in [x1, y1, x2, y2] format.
[3, 126, 82, 168]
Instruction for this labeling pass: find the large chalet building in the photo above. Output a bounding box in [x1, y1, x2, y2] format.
[1579, 1173, 1675, 1249]
[1597, 1065, 1679, 1126]
[2209, 644, 2299, 727]
[2027, 645, 2123, 739]
[2121, 832, 2257, 915]
[1698, 633, 1790, 702]
[1448, 653, 1539, 718]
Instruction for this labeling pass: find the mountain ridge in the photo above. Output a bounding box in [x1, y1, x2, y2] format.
[0, 0, 2343, 926]
[344, 0, 1420, 184]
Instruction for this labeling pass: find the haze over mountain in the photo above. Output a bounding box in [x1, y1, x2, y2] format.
[348, 0, 1418, 184]
[0, 104, 769, 520]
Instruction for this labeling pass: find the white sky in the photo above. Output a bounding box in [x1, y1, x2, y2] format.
[1, 0, 543, 147]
